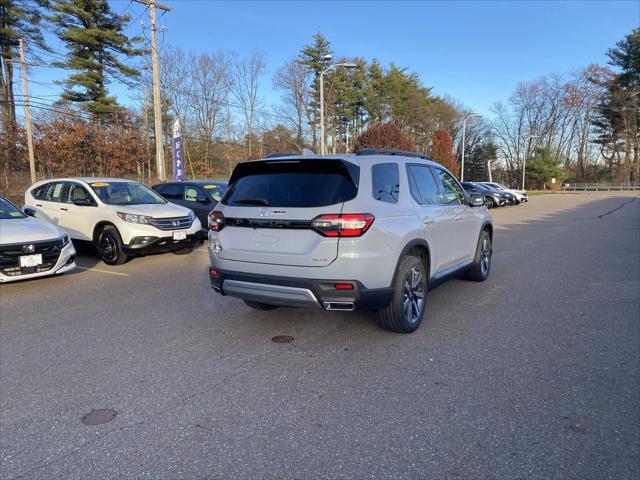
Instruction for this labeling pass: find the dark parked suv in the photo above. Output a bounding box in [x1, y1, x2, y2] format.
[153, 181, 227, 231]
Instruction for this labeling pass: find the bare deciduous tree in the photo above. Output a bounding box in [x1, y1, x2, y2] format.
[231, 51, 266, 157]
[273, 58, 311, 148]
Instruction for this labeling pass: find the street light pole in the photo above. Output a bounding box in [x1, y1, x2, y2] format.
[460, 112, 479, 182]
[320, 60, 357, 155]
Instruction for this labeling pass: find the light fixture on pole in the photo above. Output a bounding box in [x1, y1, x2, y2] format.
[320, 58, 357, 155]
[523, 134, 539, 190]
[460, 112, 480, 181]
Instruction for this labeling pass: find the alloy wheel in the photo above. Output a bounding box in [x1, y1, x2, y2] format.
[402, 267, 425, 324]
[99, 233, 117, 262]
[480, 236, 492, 277]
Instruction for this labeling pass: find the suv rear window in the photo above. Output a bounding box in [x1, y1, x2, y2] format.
[223, 159, 359, 208]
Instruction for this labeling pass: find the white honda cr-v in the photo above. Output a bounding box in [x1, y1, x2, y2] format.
[0, 195, 76, 282]
[24, 178, 201, 265]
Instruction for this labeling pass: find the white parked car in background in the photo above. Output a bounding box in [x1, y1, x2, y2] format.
[24, 178, 202, 265]
[480, 182, 528, 203]
[0, 195, 76, 283]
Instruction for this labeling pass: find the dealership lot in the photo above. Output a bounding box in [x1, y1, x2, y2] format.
[1, 193, 638, 478]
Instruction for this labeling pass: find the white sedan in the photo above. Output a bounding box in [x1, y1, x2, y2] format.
[0, 195, 76, 283]
[480, 182, 528, 203]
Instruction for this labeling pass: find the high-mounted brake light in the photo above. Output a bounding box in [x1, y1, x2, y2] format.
[208, 211, 225, 231]
[312, 213, 374, 237]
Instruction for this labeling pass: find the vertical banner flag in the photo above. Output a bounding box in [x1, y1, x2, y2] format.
[172, 118, 186, 181]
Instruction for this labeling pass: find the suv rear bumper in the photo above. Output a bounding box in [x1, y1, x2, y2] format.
[210, 268, 393, 311]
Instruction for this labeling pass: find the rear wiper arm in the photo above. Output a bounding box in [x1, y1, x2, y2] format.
[232, 198, 270, 206]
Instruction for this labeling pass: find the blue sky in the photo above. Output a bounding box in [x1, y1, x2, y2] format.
[29, 0, 639, 118]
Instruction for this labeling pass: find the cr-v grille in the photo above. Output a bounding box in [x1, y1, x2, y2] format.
[148, 216, 193, 230]
[0, 238, 63, 276]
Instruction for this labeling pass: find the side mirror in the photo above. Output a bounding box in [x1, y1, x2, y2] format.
[73, 197, 93, 206]
[468, 193, 484, 207]
[24, 207, 37, 217]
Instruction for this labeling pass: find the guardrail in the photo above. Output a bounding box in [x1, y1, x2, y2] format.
[563, 183, 640, 191]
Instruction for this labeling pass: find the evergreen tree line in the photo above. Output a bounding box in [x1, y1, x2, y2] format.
[1, 1, 637, 191]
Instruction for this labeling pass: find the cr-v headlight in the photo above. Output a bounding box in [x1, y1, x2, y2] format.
[187, 210, 195, 221]
[117, 212, 152, 224]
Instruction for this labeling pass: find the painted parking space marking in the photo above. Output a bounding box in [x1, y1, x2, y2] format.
[75, 266, 129, 276]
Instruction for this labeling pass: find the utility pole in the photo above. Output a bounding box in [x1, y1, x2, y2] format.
[19, 39, 36, 184]
[143, 87, 151, 182]
[134, 0, 172, 181]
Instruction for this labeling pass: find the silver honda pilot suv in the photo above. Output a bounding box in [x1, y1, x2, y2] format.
[208, 149, 493, 333]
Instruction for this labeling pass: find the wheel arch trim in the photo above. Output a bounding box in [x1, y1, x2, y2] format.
[390, 238, 431, 287]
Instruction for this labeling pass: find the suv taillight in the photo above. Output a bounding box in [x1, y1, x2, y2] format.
[208, 211, 225, 231]
[311, 214, 374, 237]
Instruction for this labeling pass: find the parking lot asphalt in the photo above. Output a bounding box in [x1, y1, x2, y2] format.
[1, 192, 639, 479]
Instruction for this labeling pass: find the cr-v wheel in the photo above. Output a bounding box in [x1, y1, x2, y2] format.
[465, 229, 492, 282]
[97, 225, 128, 265]
[378, 255, 427, 333]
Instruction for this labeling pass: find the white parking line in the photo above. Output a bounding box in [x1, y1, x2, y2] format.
[75, 266, 129, 277]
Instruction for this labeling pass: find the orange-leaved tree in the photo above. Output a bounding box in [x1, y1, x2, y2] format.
[430, 129, 459, 178]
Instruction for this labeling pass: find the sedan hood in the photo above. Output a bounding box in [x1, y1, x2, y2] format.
[115, 202, 192, 218]
[0, 217, 65, 245]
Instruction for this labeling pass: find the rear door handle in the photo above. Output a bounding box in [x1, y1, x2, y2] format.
[423, 218, 435, 225]
[35, 204, 42, 207]
[60, 207, 68, 211]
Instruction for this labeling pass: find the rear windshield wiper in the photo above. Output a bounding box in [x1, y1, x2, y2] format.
[232, 198, 270, 206]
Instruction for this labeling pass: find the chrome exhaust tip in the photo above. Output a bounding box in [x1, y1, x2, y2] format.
[322, 302, 355, 311]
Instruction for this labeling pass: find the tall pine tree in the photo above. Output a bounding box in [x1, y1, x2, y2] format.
[51, 0, 144, 115]
[0, 0, 49, 134]
[299, 33, 333, 149]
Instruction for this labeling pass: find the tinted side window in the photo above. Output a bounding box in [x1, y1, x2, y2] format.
[157, 183, 185, 199]
[44, 182, 66, 203]
[65, 183, 93, 204]
[407, 165, 440, 205]
[372, 163, 399, 203]
[432, 168, 465, 205]
[184, 186, 205, 202]
[32, 183, 54, 201]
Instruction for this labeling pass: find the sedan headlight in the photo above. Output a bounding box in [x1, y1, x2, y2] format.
[117, 212, 152, 224]
[57, 234, 71, 248]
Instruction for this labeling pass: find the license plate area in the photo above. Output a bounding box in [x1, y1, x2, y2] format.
[173, 231, 187, 241]
[20, 254, 43, 267]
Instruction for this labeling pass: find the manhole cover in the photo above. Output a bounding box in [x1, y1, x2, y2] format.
[81, 409, 118, 426]
[272, 335, 294, 343]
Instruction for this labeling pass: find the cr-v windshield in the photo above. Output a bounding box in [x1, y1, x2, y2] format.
[89, 181, 167, 205]
[222, 159, 359, 208]
[0, 196, 26, 219]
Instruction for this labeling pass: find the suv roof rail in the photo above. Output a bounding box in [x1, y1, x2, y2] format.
[355, 148, 431, 160]
[264, 152, 299, 159]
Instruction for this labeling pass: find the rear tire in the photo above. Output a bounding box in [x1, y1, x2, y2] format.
[378, 255, 427, 333]
[97, 225, 128, 266]
[465, 230, 492, 282]
[244, 300, 278, 310]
